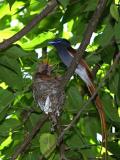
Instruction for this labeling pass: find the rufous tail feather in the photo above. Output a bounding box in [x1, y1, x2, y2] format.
[87, 82, 107, 159]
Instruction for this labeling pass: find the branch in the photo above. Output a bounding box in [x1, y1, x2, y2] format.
[0, 0, 58, 51]
[55, 121, 66, 160]
[58, 52, 120, 145]
[11, 115, 49, 160]
[61, 0, 107, 88]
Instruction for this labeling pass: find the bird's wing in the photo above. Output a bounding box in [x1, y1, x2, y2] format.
[67, 47, 93, 80]
[44, 96, 52, 114]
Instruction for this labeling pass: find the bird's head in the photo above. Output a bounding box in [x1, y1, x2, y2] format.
[35, 63, 52, 77]
[48, 38, 74, 67]
[48, 38, 71, 48]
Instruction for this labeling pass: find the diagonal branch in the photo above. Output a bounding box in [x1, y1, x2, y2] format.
[0, 0, 58, 51]
[61, 0, 107, 88]
[11, 115, 48, 160]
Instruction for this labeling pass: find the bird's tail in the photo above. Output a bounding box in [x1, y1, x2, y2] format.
[87, 82, 107, 157]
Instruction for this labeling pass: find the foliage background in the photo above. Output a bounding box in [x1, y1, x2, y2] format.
[0, 0, 120, 159]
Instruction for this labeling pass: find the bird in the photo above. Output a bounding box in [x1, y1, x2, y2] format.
[32, 62, 65, 127]
[49, 38, 107, 151]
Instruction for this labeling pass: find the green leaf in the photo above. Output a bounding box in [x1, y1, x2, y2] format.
[0, 65, 24, 89]
[9, 130, 24, 150]
[0, 106, 10, 122]
[0, 89, 14, 108]
[108, 142, 120, 158]
[39, 133, 56, 158]
[66, 133, 84, 148]
[79, 117, 100, 142]
[0, 89, 14, 122]
[29, 0, 46, 12]
[114, 19, 120, 42]
[67, 116, 100, 158]
[65, 86, 83, 112]
[62, 2, 84, 23]
[22, 152, 40, 160]
[110, 4, 119, 22]
[99, 45, 115, 64]
[58, 0, 70, 8]
[109, 72, 119, 94]
[117, 68, 120, 101]
[72, 17, 86, 43]
[21, 32, 54, 50]
[0, 56, 21, 75]
[0, 46, 29, 59]
[25, 113, 41, 132]
[95, 25, 114, 47]
[6, 0, 16, 10]
[102, 93, 120, 123]
[85, 0, 98, 11]
[86, 54, 101, 65]
[0, 118, 20, 134]
[0, 134, 12, 150]
[0, 29, 16, 42]
[66, 134, 87, 159]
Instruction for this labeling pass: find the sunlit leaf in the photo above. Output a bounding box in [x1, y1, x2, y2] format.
[20, 32, 54, 50]
[6, 0, 16, 10]
[39, 133, 56, 158]
[110, 4, 119, 22]
[0, 1, 25, 18]
[0, 29, 16, 43]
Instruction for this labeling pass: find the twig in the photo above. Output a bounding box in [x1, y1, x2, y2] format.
[0, 0, 58, 51]
[61, 0, 107, 88]
[11, 115, 49, 160]
[56, 121, 66, 160]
